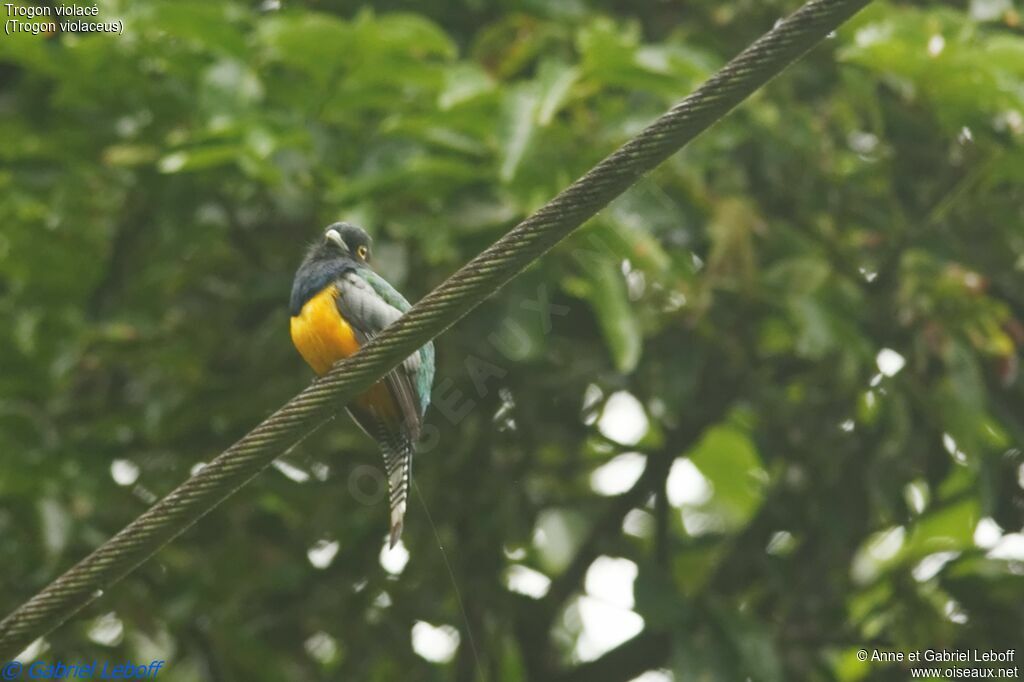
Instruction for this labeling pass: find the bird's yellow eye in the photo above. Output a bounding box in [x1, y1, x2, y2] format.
[357, 245, 369, 260]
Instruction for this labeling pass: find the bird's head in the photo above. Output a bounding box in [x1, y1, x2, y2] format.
[290, 222, 375, 315]
[314, 222, 372, 264]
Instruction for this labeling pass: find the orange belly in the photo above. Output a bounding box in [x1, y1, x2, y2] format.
[290, 284, 397, 419]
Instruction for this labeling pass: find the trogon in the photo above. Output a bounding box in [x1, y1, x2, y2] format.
[289, 223, 435, 547]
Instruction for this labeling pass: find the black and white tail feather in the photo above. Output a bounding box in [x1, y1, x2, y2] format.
[347, 404, 419, 548]
[373, 419, 414, 548]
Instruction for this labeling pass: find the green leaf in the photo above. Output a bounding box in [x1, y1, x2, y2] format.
[499, 84, 541, 182]
[536, 59, 581, 126]
[439, 63, 495, 110]
[258, 13, 354, 83]
[352, 11, 456, 60]
[905, 497, 980, 558]
[565, 250, 643, 373]
[157, 145, 242, 173]
[686, 421, 767, 531]
[199, 59, 264, 116]
[577, 17, 713, 96]
[146, 2, 248, 57]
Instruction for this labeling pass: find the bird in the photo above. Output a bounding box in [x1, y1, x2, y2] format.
[289, 223, 435, 547]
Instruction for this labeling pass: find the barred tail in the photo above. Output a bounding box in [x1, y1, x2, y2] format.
[375, 423, 413, 548]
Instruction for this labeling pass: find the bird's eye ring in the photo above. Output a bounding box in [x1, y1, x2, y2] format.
[357, 245, 369, 260]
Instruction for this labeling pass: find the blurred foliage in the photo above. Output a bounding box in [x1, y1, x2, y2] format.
[1, 0, 1023, 680]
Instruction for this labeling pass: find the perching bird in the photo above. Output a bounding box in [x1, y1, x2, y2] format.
[289, 223, 435, 547]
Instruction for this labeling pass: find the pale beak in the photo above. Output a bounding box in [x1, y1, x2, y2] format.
[325, 229, 347, 252]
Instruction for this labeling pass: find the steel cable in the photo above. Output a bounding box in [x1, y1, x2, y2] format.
[0, 0, 870, 659]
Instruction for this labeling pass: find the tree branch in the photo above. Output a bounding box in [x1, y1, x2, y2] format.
[553, 631, 671, 682]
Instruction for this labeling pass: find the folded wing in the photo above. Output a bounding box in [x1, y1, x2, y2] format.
[334, 271, 427, 546]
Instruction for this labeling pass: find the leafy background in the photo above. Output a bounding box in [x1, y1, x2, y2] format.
[1, 0, 1023, 680]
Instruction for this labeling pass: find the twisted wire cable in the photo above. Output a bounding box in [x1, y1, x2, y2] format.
[0, 0, 871, 660]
